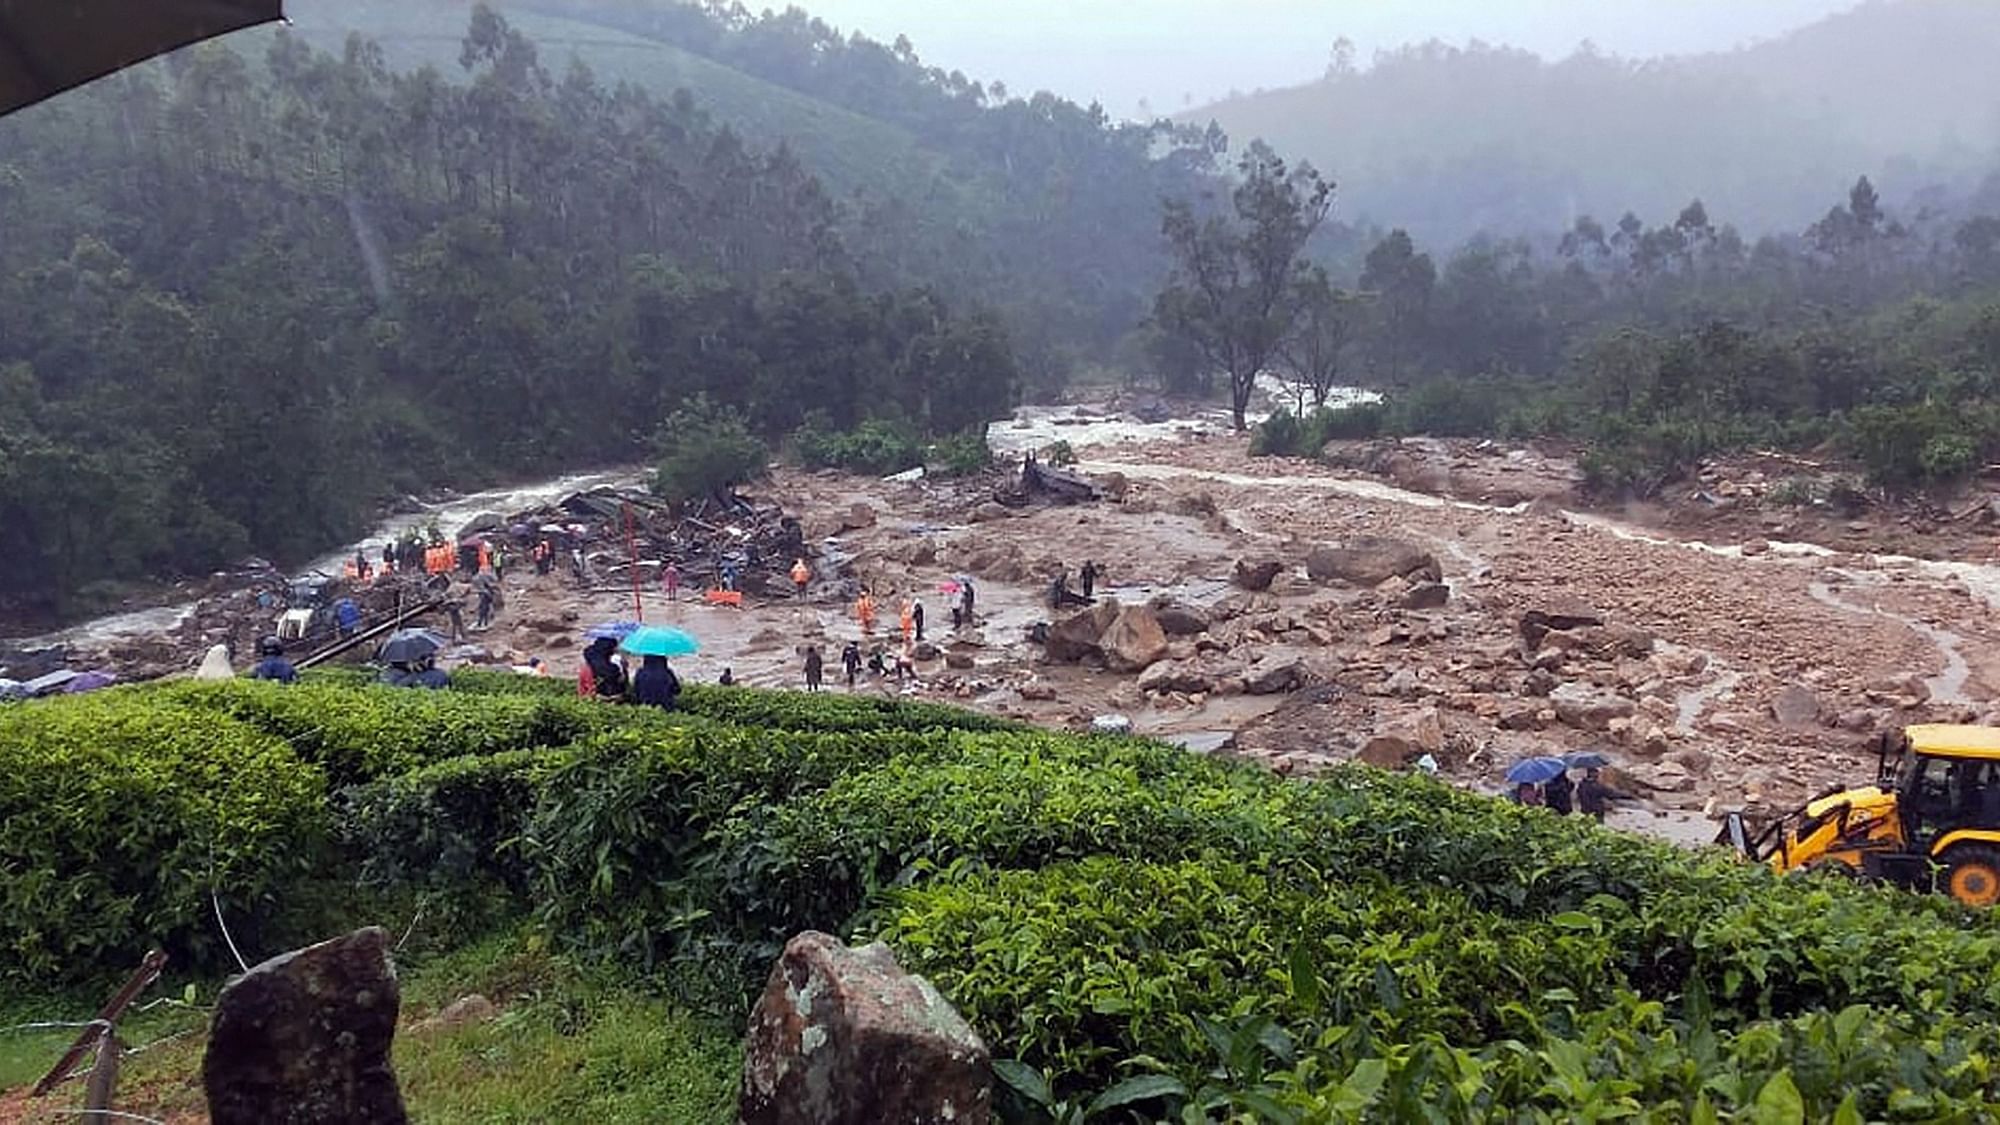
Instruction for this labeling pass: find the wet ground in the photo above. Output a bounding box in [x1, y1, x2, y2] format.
[24, 385, 2000, 848]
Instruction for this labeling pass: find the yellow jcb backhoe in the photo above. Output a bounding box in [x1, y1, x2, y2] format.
[1720, 724, 2000, 907]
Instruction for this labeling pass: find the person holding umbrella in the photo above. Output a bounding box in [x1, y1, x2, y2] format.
[619, 625, 698, 710]
[580, 636, 626, 699]
[1544, 768, 1575, 815]
[1505, 756, 1567, 807]
[630, 654, 681, 710]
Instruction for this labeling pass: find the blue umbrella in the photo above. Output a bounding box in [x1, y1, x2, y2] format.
[1505, 756, 1570, 785]
[1565, 750, 1613, 770]
[585, 621, 644, 641]
[620, 625, 700, 658]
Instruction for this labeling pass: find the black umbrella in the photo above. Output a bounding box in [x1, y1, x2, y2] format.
[377, 628, 449, 666]
[0, 0, 283, 119]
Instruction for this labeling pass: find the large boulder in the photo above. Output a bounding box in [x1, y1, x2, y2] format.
[1043, 600, 1121, 663]
[203, 927, 407, 1125]
[1306, 538, 1441, 586]
[741, 931, 990, 1125]
[1233, 558, 1284, 591]
[1402, 582, 1451, 610]
[1770, 685, 1823, 728]
[1101, 605, 1170, 673]
[1138, 660, 1214, 696]
[1550, 683, 1637, 732]
[1149, 598, 1211, 637]
[1243, 648, 1314, 695]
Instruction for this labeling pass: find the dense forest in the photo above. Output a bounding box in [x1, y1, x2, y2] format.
[1189, 0, 2000, 244]
[1205, 172, 2000, 494]
[0, 8, 1024, 618]
[283, 0, 1235, 386]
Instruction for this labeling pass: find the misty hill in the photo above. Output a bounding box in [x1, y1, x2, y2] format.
[280, 0, 1226, 381]
[1186, 0, 2000, 243]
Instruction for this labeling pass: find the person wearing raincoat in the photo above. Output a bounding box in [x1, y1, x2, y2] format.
[790, 558, 811, 598]
[856, 590, 877, 634]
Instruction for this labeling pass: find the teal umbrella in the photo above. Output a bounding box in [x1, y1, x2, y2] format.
[619, 625, 700, 658]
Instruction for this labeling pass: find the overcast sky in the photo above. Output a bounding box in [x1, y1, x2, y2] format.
[787, 0, 1865, 119]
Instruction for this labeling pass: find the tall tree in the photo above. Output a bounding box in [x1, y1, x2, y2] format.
[1155, 143, 1333, 428]
[1277, 266, 1361, 410]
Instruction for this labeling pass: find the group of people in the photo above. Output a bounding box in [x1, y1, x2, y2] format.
[800, 639, 917, 692]
[579, 636, 682, 710]
[1048, 561, 1102, 610]
[1513, 766, 1616, 822]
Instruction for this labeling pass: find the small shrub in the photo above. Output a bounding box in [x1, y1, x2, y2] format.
[930, 430, 993, 477]
[792, 416, 924, 475]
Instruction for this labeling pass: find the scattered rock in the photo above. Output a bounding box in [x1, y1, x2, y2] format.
[1550, 683, 1637, 731]
[203, 927, 408, 1125]
[911, 642, 942, 662]
[1518, 598, 1605, 651]
[1243, 649, 1314, 695]
[842, 502, 878, 531]
[1834, 708, 1881, 733]
[945, 652, 976, 670]
[1521, 669, 1559, 697]
[1233, 558, 1284, 591]
[410, 994, 497, 1035]
[1017, 681, 1057, 701]
[970, 502, 1012, 524]
[1367, 624, 1411, 647]
[740, 931, 990, 1125]
[1402, 582, 1450, 610]
[1306, 537, 1441, 586]
[1094, 471, 1130, 500]
[1100, 605, 1170, 673]
[1149, 599, 1211, 636]
[1357, 734, 1421, 769]
[1770, 685, 1822, 728]
[1138, 660, 1213, 696]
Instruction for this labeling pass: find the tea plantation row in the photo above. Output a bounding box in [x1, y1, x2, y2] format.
[3, 673, 1997, 1121]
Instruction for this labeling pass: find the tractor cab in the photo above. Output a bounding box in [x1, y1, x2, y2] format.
[1723, 724, 2000, 907]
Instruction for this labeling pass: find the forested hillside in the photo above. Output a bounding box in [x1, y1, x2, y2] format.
[1188, 0, 2000, 244]
[285, 0, 1233, 383]
[0, 8, 1019, 619]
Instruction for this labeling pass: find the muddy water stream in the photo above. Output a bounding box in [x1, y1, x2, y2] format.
[1808, 578, 1973, 706]
[15, 467, 641, 649]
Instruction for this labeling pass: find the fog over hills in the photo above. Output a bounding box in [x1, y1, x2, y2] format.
[1183, 0, 2000, 242]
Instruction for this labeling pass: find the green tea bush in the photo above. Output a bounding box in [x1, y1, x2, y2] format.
[448, 667, 1018, 734]
[340, 746, 582, 897]
[0, 696, 328, 980]
[525, 725, 976, 967]
[163, 680, 605, 784]
[882, 859, 1619, 1089]
[712, 742, 1293, 947]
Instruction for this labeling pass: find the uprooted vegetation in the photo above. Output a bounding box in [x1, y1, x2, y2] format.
[6, 672, 2000, 1121]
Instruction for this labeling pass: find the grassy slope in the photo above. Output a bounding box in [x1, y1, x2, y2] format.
[1, 929, 739, 1124]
